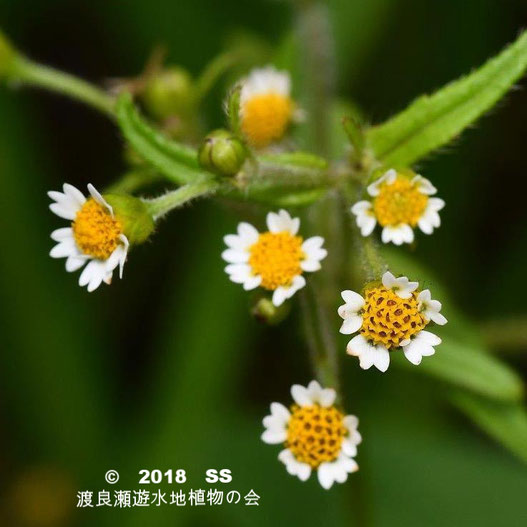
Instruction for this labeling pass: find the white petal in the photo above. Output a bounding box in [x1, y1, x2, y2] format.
[381, 271, 397, 289]
[272, 287, 288, 307]
[338, 454, 359, 474]
[383, 272, 418, 299]
[271, 402, 291, 422]
[261, 429, 287, 444]
[430, 312, 448, 325]
[339, 315, 363, 335]
[411, 175, 436, 195]
[415, 330, 442, 346]
[341, 439, 357, 457]
[87, 183, 113, 215]
[237, 222, 259, 244]
[49, 202, 77, 221]
[402, 330, 441, 365]
[370, 345, 390, 372]
[319, 388, 336, 407]
[340, 290, 365, 312]
[350, 200, 372, 215]
[50, 227, 74, 242]
[317, 462, 338, 490]
[291, 384, 313, 407]
[78, 260, 107, 292]
[358, 214, 377, 236]
[367, 169, 396, 197]
[222, 248, 249, 264]
[417, 289, 431, 303]
[267, 209, 299, 234]
[65, 256, 87, 272]
[278, 449, 311, 482]
[428, 197, 445, 211]
[49, 239, 77, 259]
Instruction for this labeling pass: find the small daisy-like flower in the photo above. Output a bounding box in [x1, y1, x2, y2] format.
[49, 183, 129, 292]
[262, 380, 361, 490]
[338, 271, 447, 372]
[222, 210, 327, 306]
[239, 66, 294, 148]
[351, 169, 445, 245]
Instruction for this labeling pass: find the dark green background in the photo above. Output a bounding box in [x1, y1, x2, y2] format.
[1, 0, 527, 526]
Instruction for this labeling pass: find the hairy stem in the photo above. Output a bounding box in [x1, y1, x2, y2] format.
[8, 55, 115, 117]
[144, 180, 220, 221]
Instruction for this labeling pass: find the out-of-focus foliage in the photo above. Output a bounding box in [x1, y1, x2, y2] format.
[1, 1, 527, 527]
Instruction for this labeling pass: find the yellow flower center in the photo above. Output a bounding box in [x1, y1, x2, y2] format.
[248, 231, 304, 290]
[72, 199, 122, 260]
[360, 286, 427, 349]
[241, 93, 293, 148]
[373, 176, 428, 227]
[286, 404, 347, 468]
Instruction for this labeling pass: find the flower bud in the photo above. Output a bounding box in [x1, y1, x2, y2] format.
[104, 194, 155, 245]
[251, 297, 291, 325]
[198, 129, 246, 177]
[142, 66, 194, 120]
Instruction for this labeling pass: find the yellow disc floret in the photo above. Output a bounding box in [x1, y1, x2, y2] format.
[72, 199, 122, 260]
[241, 93, 293, 148]
[286, 404, 347, 468]
[373, 176, 428, 227]
[360, 286, 427, 349]
[248, 231, 304, 290]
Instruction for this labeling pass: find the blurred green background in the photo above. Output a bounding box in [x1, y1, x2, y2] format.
[1, 0, 527, 526]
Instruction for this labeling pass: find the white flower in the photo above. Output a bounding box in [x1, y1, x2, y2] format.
[49, 183, 129, 292]
[222, 209, 327, 306]
[417, 289, 448, 325]
[351, 169, 445, 245]
[338, 271, 446, 371]
[262, 380, 361, 490]
[239, 66, 294, 148]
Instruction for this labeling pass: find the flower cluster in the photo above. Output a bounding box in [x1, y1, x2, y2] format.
[47, 65, 449, 490]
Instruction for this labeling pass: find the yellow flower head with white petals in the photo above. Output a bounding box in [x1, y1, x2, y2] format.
[239, 66, 294, 148]
[351, 169, 445, 245]
[338, 271, 447, 372]
[262, 380, 361, 490]
[222, 210, 327, 306]
[49, 183, 129, 292]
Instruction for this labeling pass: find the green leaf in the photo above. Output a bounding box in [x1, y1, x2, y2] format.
[367, 32, 527, 167]
[396, 335, 524, 402]
[452, 391, 527, 464]
[115, 92, 212, 185]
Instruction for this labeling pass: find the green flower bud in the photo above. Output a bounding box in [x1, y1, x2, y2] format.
[142, 66, 194, 120]
[104, 194, 155, 245]
[198, 129, 246, 177]
[251, 297, 291, 325]
[0, 31, 16, 78]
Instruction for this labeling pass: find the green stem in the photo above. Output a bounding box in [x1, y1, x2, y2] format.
[300, 287, 341, 395]
[8, 55, 115, 118]
[144, 180, 220, 220]
[296, 0, 334, 157]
